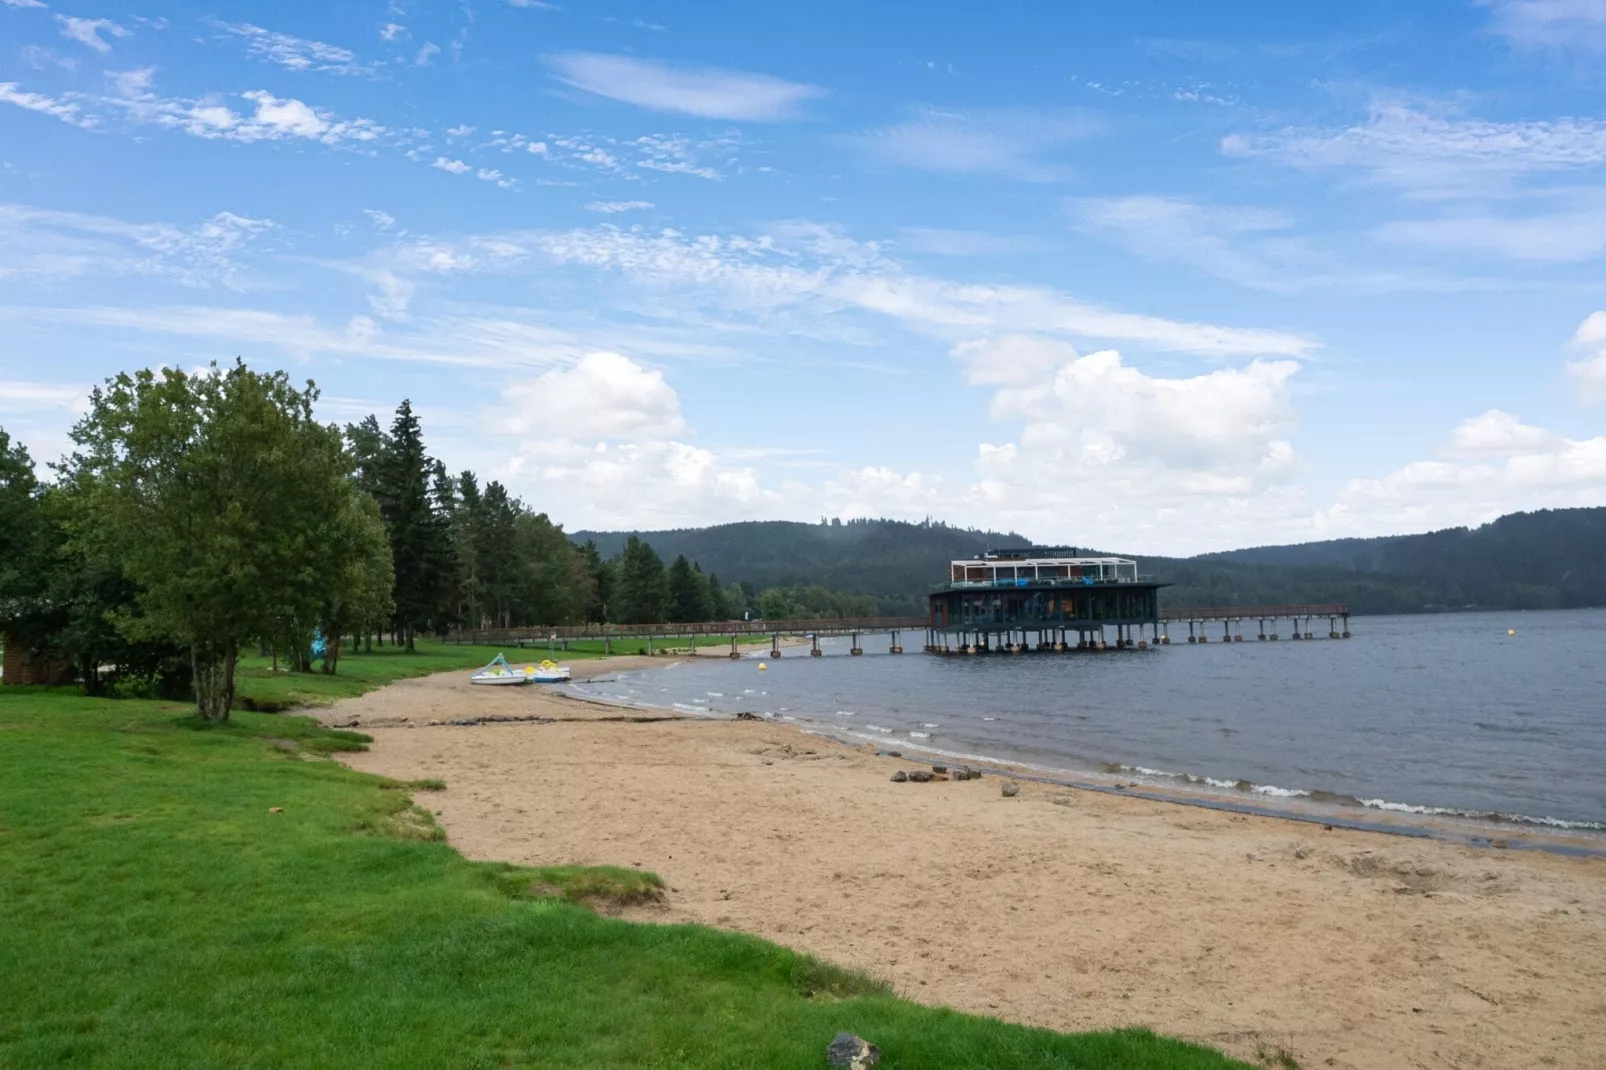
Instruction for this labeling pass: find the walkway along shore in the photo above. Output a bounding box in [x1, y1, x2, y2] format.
[322, 664, 1606, 1070]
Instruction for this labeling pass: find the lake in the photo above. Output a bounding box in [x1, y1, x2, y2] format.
[571, 608, 1606, 835]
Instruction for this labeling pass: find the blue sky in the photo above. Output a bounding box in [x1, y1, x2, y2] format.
[3, 0, 1605, 553]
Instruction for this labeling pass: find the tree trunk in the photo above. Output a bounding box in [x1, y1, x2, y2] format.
[322, 632, 342, 675]
[192, 638, 238, 721]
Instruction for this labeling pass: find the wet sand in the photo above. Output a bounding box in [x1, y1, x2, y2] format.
[324, 668, 1606, 1070]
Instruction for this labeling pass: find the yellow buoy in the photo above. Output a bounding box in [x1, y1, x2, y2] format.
[1507, 629, 1516, 636]
[758, 663, 768, 671]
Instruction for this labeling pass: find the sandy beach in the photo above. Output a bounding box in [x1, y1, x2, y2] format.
[325, 666, 1606, 1070]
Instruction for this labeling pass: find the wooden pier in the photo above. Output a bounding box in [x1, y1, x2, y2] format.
[450, 616, 930, 659]
[448, 603, 1350, 659]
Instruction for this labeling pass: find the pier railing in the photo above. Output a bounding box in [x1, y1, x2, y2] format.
[449, 616, 930, 645]
[1159, 603, 1349, 622]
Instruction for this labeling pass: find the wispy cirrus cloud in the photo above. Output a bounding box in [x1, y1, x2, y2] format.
[56, 15, 129, 52]
[543, 52, 823, 121]
[584, 200, 654, 213]
[1223, 100, 1606, 196]
[524, 223, 1314, 357]
[1480, 0, 1606, 51]
[208, 20, 378, 77]
[0, 203, 274, 288]
[854, 106, 1099, 180]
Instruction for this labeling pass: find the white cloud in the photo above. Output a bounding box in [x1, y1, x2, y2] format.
[56, 15, 129, 52]
[2, 0, 49, 8]
[415, 42, 440, 66]
[379, 22, 406, 42]
[1567, 309, 1606, 404]
[504, 352, 687, 439]
[1482, 0, 1606, 50]
[507, 0, 560, 7]
[364, 208, 398, 231]
[1447, 409, 1567, 456]
[633, 134, 727, 180]
[543, 52, 823, 121]
[856, 106, 1098, 180]
[209, 20, 375, 76]
[1336, 423, 1606, 533]
[1224, 100, 1606, 196]
[432, 156, 471, 174]
[0, 81, 95, 128]
[584, 200, 654, 213]
[85, 74, 389, 145]
[446, 124, 474, 138]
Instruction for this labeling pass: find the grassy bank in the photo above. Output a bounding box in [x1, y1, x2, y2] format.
[232, 634, 764, 710]
[0, 686, 1248, 1069]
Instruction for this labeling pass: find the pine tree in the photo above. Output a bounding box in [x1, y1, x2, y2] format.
[706, 571, 730, 621]
[615, 536, 668, 624]
[579, 540, 610, 623]
[378, 400, 449, 650]
[668, 555, 711, 622]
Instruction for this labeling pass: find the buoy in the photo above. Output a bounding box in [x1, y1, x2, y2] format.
[1507, 629, 1515, 636]
[758, 663, 768, 671]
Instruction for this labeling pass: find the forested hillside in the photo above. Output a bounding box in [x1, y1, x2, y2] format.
[575, 519, 1031, 615]
[579, 510, 1606, 616]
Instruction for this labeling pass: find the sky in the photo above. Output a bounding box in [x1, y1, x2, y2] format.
[2, 0, 1605, 555]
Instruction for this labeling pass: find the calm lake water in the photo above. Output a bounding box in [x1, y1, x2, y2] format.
[571, 608, 1606, 833]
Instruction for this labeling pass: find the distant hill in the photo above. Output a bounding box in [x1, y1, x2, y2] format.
[575, 508, 1606, 616]
[573, 519, 1030, 614]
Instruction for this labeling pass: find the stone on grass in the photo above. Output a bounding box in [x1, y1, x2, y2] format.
[1001, 782, 1020, 798]
[827, 1032, 881, 1069]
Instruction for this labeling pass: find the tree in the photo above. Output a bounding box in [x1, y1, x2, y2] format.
[667, 554, 710, 622]
[579, 540, 611, 623]
[614, 536, 668, 624]
[318, 492, 395, 675]
[706, 571, 731, 621]
[61, 362, 355, 719]
[377, 401, 451, 649]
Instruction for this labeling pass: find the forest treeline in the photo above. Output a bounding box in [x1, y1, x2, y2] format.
[0, 363, 876, 718]
[581, 511, 1606, 617]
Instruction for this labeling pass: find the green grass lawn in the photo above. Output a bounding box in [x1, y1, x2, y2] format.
[0, 687, 1249, 1069]
[233, 636, 768, 710]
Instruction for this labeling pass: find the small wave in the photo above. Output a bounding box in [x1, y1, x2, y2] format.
[919, 722, 940, 729]
[834, 710, 856, 717]
[982, 716, 997, 722]
[707, 692, 724, 698]
[909, 731, 931, 739]
[863, 724, 894, 734]
[1251, 784, 1313, 798]
[1357, 798, 1606, 831]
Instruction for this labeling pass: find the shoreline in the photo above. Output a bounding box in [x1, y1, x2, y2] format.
[324, 665, 1606, 1070]
[564, 660, 1606, 857]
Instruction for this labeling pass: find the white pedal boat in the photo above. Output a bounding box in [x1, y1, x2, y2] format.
[469, 654, 571, 686]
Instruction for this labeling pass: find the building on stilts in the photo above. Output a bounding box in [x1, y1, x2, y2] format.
[924, 548, 1166, 654]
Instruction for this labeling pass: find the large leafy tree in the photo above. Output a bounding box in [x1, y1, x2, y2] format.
[60, 362, 361, 720]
